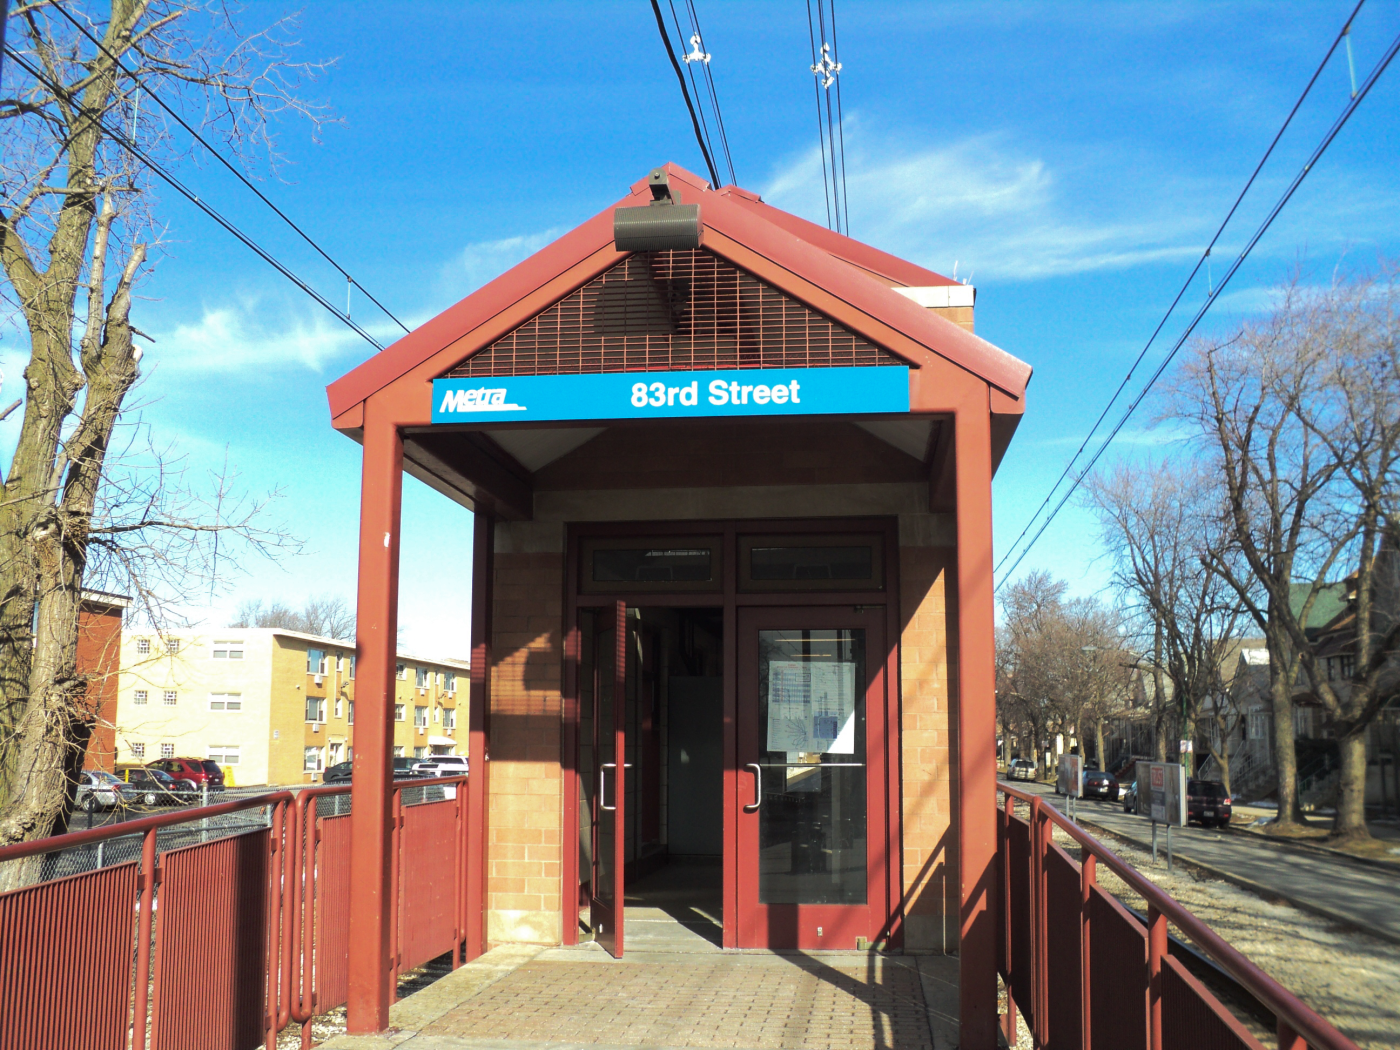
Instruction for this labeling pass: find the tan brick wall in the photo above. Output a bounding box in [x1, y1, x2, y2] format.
[899, 546, 959, 951]
[488, 552, 565, 946]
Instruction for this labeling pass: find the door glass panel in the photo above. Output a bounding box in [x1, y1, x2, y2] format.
[594, 621, 617, 911]
[756, 629, 866, 905]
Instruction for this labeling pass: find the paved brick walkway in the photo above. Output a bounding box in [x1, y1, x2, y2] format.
[423, 949, 935, 1050]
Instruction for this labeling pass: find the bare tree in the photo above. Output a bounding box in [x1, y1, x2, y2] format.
[1175, 266, 1400, 840]
[0, 1, 327, 867]
[231, 593, 354, 640]
[1086, 460, 1249, 778]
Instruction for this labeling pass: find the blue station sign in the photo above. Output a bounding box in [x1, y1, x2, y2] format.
[431, 366, 910, 424]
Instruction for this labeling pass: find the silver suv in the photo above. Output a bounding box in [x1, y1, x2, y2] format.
[412, 755, 469, 778]
[75, 770, 124, 812]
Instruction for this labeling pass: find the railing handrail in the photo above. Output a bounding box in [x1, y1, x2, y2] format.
[998, 780, 1359, 1050]
[0, 773, 471, 866]
[0, 788, 296, 864]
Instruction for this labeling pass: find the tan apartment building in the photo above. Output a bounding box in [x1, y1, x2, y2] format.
[113, 628, 471, 785]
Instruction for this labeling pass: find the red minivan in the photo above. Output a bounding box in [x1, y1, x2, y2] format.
[148, 757, 225, 792]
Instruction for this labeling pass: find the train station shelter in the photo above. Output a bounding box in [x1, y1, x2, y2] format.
[326, 163, 1031, 1046]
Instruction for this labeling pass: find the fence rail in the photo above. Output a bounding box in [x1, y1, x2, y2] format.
[998, 781, 1360, 1050]
[0, 775, 471, 1050]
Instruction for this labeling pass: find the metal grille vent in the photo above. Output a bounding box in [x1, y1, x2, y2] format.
[447, 249, 905, 377]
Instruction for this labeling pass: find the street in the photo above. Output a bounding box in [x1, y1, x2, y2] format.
[1011, 780, 1400, 944]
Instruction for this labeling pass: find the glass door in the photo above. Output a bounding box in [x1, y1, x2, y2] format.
[590, 602, 628, 957]
[735, 606, 886, 949]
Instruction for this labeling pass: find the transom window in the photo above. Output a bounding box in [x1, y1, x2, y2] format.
[581, 535, 721, 594]
[739, 534, 883, 592]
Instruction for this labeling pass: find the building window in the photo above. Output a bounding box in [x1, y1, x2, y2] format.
[1248, 712, 1268, 740]
[444, 671, 456, 691]
[414, 706, 427, 728]
[208, 745, 240, 766]
[306, 696, 326, 723]
[136, 638, 150, 655]
[303, 747, 323, 773]
[394, 704, 405, 722]
[160, 743, 175, 758]
[415, 666, 427, 688]
[413, 747, 426, 759]
[212, 640, 244, 660]
[336, 653, 344, 673]
[130, 742, 146, 759]
[444, 708, 456, 730]
[209, 693, 242, 711]
[396, 663, 406, 680]
[166, 638, 180, 655]
[434, 706, 441, 723]
[307, 648, 326, 675]
[134, 689, 148, 706]
[1340, 654, 1356, 679]
[329, 742, 344, 764]
[348, 701, 354, 725]
[334, 698, 343, 718]
[162, 690, 178, 706]
[349, 656, 356, 680]
[393, 745, 405, 758]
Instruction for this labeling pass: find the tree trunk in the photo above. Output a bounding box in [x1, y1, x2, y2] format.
[1095, 719, 1106, 770]
[1333, 730, 1370, 841]
[1268, 662, 1302, 828]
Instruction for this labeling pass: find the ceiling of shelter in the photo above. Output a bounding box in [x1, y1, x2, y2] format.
[444, 249, 908, 379]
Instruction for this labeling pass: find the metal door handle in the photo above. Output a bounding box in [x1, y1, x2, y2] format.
[744, 762, 762, 812]
[598, 762, 632, 812]
[600, 763, 616, 811]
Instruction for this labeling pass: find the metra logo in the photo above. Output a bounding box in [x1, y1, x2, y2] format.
[439, 387, 526, 414]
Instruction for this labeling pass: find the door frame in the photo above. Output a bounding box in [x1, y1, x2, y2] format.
[561, 516, 902, 950]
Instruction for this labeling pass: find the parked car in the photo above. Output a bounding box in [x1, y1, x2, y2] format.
[323, 761, 352, 784]
[394, 758, 430, 779]
[1122, 780, 1138, 813]
[1007, 758, 1037, 781]
[114, 765, 190, 806]
[74, 770, 125, 812]
[1187, 779, 1232, 828]
[146, 757, 224, 793]
[321, 758, 432, 783]
[1081, 768, 1119, 801]
[412, 755, 469, 778]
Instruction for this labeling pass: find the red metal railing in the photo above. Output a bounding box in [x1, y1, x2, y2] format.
[998, 781, 1360, 1050]
[0, 774, 471, 1050]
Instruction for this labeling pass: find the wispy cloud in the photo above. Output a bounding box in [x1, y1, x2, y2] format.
[763, 127, 1211, 282]
[437, 228, 563, 297]
[147, 302, 380, 375]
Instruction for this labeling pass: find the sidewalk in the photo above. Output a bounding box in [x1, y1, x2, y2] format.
[322, 943, 960, 1050]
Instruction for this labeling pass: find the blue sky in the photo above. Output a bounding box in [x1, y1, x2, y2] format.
[4, 1, 1398, 655]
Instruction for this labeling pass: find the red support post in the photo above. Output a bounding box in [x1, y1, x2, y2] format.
[1000, 793, 1015, 1045]
[1148, 903, 1166, 1050]
[466, 512, 493, 961]
[955, 402, 999, 1049]
[1080, 852, 1095, 1050]
[132, 826, 157, 1050]
[346, 406, 404, 1033]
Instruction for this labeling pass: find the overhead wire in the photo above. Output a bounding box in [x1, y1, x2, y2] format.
[5, 46, 386, 351]
[829, 0, 850, 234]
[49, 3, 410, 335]
[685, 0, 736, 184]
[805, 0, 833, 230]
[668, 1, 720, 180]
[993, 0, 1373, 582]
[993, 15, 1400, 592]
[805, 0, 849, 234]
[649, 0, 722, 188]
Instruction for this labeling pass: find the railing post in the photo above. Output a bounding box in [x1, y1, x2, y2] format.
[264, 798, 287, 1050]
[1148, 904, 1166, 1050]
[1001, 792, 1016, 1046]
[390, 786, 403, 996]
[1277, 1020, 1306, 1050]
[1029, 795, 1046, 1047]
[132, 826, 158, 1050]
[1080, 852, 1095, 1050]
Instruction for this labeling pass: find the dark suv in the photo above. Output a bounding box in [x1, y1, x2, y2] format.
[114, 765, 190, 806]
[1186, 779, 1231, 828]
[147, 758, 225, 792]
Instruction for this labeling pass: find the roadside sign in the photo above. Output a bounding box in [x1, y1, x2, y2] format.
[1136, 760, 1186, 827]
[1057, 754, 1083, 798]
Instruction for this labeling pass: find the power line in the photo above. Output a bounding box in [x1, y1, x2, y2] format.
[668, 1, 721, 182]
[48, 3, 409, 335]
[649, 0, 722, 188]
[829, 0, 850, 235]
[684, 0, 736, 184]
[6, 46, 386, 351]
[805, 0, 848, 234]
[993, 0, 1373, 581]
[993, 18, 1400, 592]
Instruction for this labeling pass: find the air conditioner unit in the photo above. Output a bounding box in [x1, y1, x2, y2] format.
[314, 673, 324, 686]
[448, 690, 455, 698]
[419, 687, 426, 696]
[313, 723, 320, 733]
[417, 726, 424, 735]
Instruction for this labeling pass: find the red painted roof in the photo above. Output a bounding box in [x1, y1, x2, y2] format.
[326, 163, 1031, 418]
